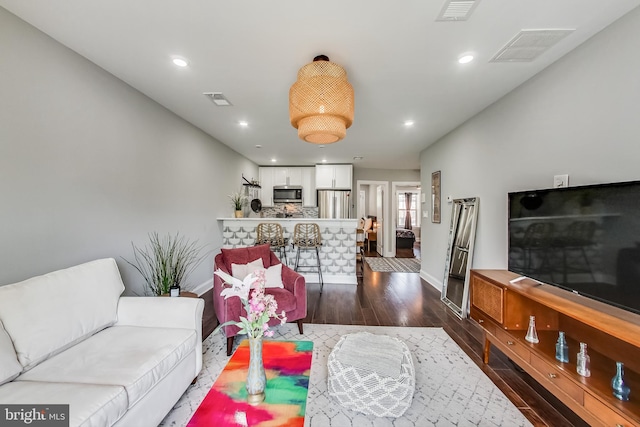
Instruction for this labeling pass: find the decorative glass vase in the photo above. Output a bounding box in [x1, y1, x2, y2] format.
[555, 331, 569, 363]
[576, 342, 591, 377]
[525, 315, 539, 344]
[246, 336, 266, 405]
[611, 361, 631, 401]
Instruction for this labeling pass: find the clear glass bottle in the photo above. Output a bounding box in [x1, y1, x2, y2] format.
[611, 361, 631, 401]
[555, 331, 569, 363]
[576, 342, 591, 377]
[525, 315, 539, 344]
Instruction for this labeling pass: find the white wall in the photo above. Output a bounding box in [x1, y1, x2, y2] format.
[419, 7, 640, 289]
[0, 9, 258, 293]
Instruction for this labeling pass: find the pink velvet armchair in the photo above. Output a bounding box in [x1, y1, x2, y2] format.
[213, 244, 307, 356]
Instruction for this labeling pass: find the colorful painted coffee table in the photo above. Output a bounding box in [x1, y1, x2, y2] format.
[187, 340, 313, 427]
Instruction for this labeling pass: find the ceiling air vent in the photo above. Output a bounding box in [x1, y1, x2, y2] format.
[490, 29, 575, 62]
[203, 92, 233, 106]
[436, 0, 480, 22]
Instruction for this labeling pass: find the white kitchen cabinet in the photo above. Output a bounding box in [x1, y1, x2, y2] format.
[258, 168, 275, 206]
[273, 167, 303, 186]
[301, 167, 316, 207]
[315, 164, 353, 189]
[259, 167, 307, 206]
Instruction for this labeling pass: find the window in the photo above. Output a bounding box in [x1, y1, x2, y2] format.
[398, 193, 419, 228]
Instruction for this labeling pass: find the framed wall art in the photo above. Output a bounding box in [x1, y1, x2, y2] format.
[431, 170, 441, 223]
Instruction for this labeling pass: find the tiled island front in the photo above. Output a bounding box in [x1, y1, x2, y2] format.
[218, 218, 358, 284]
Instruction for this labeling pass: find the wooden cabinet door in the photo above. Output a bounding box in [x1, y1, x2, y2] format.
[471, 274, 504, 324]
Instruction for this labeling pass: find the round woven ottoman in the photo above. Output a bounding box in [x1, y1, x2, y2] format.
[327, 332, 415, 418]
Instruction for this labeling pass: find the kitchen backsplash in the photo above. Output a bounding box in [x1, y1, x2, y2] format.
[258, 203, 318, 218]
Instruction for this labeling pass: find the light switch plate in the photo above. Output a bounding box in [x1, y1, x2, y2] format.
[554, 174, 569, 188]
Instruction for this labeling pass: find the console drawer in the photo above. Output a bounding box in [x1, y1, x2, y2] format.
[584, 392, 636, 427]
[530, 353, 583, 404]
[469, 307, 496, 336]
[495, 328, 530, 363]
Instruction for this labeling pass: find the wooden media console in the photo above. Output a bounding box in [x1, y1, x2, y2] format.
[470, 269, 640, 427]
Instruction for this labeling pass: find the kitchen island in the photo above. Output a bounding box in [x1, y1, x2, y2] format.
[217, 218, 358, 284]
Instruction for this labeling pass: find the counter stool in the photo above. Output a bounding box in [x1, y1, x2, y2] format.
[256, 223, 288, 265]
[292, 223, 323, 293]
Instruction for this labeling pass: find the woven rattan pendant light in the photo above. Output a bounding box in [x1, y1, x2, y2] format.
[289, 55, 354, 144]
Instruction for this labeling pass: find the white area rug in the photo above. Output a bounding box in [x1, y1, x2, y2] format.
[365, 257, 421, 273]
[159, 324, 532, 427]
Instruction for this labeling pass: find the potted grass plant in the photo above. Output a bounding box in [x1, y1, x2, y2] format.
[124, 232, 206, 296]
[229, 191, 248, 218]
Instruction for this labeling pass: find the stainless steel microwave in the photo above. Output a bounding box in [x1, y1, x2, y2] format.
[273, 186, 303, 203]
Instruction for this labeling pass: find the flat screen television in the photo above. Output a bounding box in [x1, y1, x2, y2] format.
[508, 180, 640, 315]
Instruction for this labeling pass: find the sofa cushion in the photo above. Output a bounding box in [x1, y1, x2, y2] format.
[17, 325, 197, 409]
[221, 244, 272, 271]
[0, 381, 127, 427]
[0, 258, 125, 371]
[0, 320, 21, 385]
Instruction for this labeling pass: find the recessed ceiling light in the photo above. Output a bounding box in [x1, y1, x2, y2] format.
[353, 156, 364, 161]
[322, 159, 327, 163]
[458, 55, 474, 64]
[271, 158, 277, 163]
[238, 121, 248, 127]
[172, 57, 188, 67]
[255, 145, 262, 149]
[404, 120, 415, 127]
[318, 145, 325, 149]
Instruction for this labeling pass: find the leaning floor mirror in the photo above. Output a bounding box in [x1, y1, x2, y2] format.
[441, 197, 479, 318]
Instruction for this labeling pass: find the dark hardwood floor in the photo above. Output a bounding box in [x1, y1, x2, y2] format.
[202, 243, 587, 427]
[303, 247, 586, 427]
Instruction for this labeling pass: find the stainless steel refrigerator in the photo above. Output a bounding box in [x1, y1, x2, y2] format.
[317, 190, 351, 219]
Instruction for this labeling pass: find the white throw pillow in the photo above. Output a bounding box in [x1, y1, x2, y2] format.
[264, 264, 284, 289]
[231, 258, 264, 280]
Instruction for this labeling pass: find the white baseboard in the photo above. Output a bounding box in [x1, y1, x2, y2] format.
[190, 273, 356, 296]
[192, 278, 213, 296]
[420, 270, 442, 292]
[300, 273, 357, 285]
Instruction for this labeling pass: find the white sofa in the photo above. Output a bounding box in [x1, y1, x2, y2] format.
[0, 258, 204, 427]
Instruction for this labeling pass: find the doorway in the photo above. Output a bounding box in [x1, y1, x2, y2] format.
[356, 180, 391, 257]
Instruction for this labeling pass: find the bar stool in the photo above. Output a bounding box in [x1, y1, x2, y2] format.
[256, 222, 288, 265]
[292, 223, 323, 293]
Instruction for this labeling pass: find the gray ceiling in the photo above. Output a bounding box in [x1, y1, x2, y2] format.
[2, 0, 639, 169]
